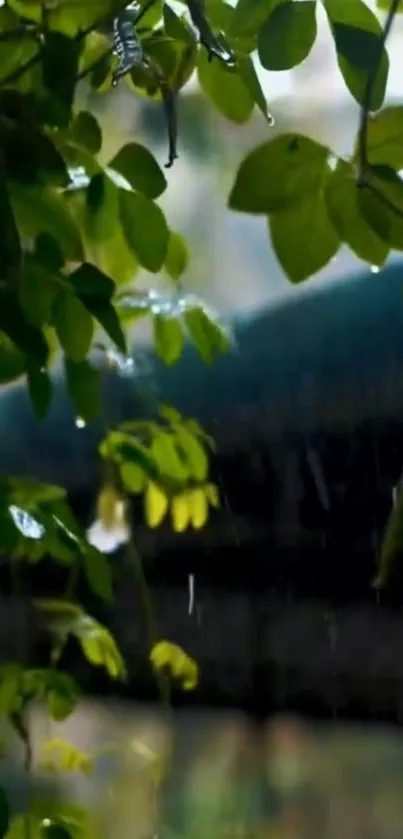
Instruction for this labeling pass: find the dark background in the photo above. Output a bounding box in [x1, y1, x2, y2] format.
[2, 260, 403, 724]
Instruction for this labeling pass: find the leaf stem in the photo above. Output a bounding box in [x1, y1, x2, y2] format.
[358, 0, 400, 183]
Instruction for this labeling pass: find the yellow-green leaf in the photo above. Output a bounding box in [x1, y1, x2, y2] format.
[171, 492, 190, 532]
[144, 481, 169, 528]
[150, 640, 198, 690]
[188, 488, 208, 529]
[40, 738, 92, 774]
[153, 314, 184, 365]
[164, 231, 189, 281]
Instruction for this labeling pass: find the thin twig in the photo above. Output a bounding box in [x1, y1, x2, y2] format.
[358, 0, 401, 182]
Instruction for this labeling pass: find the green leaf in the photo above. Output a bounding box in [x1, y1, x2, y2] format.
[120, 462, 145, 494]
[86, 173, 119, 242]
[87, 224, 139, 287]
[228, 134, 329, 214]
[10, 184, 83, 262]
[258, 0, 317, 70]
[0, 333, 26, 384]
[23, 0, 118, 36]
[0, 786, 9, 839]
[163, 3, 196, 44]
[0, 114, 68, 187]
[108, 143, 167, 199]
[68, 263, 114, 300]
[183, 305, 230, 362]
[0, 8, 39, 87]
[6, 815, 41, 839]
[53, 289, 94, 361]
[197, 48, 254, 123]
[0, 291, 49, 364]
[67, 614, 125, 679]
[67, 264, 126, 355]
[376, 0, 403, 9]
[358, 167, 403, 250]
[65, 359, 101, 424]
[269, 184, 340, 283]
[129, 34, 196, 99]
[137, 0, 163, 26]
[325, 159, 389, 267]
[237, 55, 273, 122]
[164, 231, 189, 280]
[0, 169, 21, 284]
[174, 426, 208, 481]
[119, 190, 169, 273]
[19, 256, 60, 327]
[34, 234, 64, 272]
[70, 111, 102, 155]
[83, 546, 113, 602]
[153, 314, 184, 365]
[101, 431, 156, 478]
[323, 0, 388, 110]
[42, 33, 81, 126]
[27, 364, 53, 419]
[151, 432, 188, 481]
[375, 480, 403, 587]
[361, 106, 403, 170]
[39, 669, 79, 721]
[96, 304, 127, 354]
[231, 0, 282, 37]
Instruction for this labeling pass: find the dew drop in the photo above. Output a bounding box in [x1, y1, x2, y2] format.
[371, 265, 380, 274]
[75, 416, 86, 429]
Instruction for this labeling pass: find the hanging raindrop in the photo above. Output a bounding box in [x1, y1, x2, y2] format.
[75, 417, 86, 429]
[188, 573, 195, 615]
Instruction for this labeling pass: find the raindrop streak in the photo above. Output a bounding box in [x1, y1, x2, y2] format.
[306, 448, 330, 511]
[188, 573, 195, 616]
[75, 417, 86, 429]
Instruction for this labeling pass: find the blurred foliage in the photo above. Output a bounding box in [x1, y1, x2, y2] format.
[0, 0, 402, 835]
